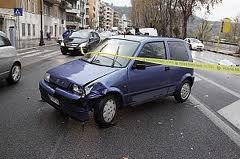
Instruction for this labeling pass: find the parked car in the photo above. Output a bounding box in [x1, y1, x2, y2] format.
[39, 36, 194, 126]
[60, 30, 100, 55]
[185, 38, 204, 51]
[0, 34, 21, 84]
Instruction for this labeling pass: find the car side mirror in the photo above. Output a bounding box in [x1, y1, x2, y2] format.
[132, 63, 146, 70]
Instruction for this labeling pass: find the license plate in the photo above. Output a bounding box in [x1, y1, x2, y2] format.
[49, 95, 59, 105]
[68, 48, 74, 50]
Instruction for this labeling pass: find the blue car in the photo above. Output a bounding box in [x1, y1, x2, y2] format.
[39, 36, 194, 126]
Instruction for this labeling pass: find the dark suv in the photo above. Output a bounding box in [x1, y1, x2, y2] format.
[40, 36, 194, 126]
[60, 30, 100, 55]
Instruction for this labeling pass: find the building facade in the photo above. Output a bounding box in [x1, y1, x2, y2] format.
[86, 0, 99, 29]
[0, 0, 68, 41]
[66, 0, 86, 30]
[113, 11, 120, 28]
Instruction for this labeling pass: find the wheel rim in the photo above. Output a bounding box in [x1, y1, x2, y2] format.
[181, 83, 191, 100]
[12, 65, 21, 82]
[103, 99, 116, 123]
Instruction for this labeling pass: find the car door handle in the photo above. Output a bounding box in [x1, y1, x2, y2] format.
[165, 66, 170, 71]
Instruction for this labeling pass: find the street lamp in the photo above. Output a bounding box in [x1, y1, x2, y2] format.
[39, 0, 45, 46]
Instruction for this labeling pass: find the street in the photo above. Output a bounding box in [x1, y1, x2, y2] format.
[1, 46, 240, 159]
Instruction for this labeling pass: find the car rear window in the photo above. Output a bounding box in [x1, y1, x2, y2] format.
[0, 35, 11, 47]
[168, 41, 189, 61]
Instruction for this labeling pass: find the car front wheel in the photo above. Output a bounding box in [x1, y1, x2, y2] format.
[94, 95, 118, 127]
[174, 80, 192, 103]
[7, 63, 21, 84]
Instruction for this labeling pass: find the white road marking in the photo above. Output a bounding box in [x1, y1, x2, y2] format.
[17, 49, 41, 56]
[21, 50, 51, 58]
[194, 76, 202, 82]
[39, 51, 60, 58]
[190, 96, 240, 147]
[218, 100, 240, 130]
[195, 73, 240, 98]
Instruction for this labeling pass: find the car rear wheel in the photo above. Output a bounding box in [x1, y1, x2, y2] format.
[94, 95, 118, 127]
[6, 63, 21, 84]
[174, 80, 192, 103]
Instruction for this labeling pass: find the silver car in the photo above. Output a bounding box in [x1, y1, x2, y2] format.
[0, 33, 21, 84]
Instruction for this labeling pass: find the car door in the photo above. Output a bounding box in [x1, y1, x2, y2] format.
[94, 32, 100, 45]
[0, 35, 15, 79]
[166, 41, 193, 94]
[127, 41, 171, 105]
[88, 32, 96, 50]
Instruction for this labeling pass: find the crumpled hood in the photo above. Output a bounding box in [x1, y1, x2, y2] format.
[48, 59, 120, 87]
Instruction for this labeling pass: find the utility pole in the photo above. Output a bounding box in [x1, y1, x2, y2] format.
[39, 0, 45, 46]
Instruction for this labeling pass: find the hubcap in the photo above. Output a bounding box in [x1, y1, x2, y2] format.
[12, 65, 21, 82]
[181, 83, 191, 100]
[103, 99, 116, 123]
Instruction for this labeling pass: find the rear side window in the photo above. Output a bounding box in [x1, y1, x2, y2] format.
[168, 41, 189, 61]
[138, 41, 166, 66]
[0, 35, 11, 47]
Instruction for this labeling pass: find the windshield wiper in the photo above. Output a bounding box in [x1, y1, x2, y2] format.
[111, 46, 122, 67]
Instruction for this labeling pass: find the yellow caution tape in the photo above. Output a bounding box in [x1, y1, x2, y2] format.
[80, 48, 240, 75]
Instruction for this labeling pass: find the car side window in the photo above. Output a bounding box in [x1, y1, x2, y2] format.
[94, 33, 100, 39]
[168, 41, 189, 61]
[137, 42, 166, 66]
[0, 35, 11, 47]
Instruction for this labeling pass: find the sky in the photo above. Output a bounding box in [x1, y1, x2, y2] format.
[103, 0, 240, 21]
[196, 0, 240, 21]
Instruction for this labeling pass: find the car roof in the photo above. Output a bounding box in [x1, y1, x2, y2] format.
[110, 35, 185, 43]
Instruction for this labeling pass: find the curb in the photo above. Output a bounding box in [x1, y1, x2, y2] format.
[204, 49, 240, 57]
[17, 43, 58, 52]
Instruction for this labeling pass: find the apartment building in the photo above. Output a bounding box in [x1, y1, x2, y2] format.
[86, 0, 99, 29]
[113, 11, 120, 28]
[0, 0, 68, 41]
[66, 0, 86, 30]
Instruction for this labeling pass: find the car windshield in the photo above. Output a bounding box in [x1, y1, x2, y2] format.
[191, 38, 201, 43]
[81, 39, 140, 68]
[69, 31, 90, 39]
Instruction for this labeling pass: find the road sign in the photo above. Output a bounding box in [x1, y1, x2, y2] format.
[14, 8, 23, 16]
[221, 18, 231, 33]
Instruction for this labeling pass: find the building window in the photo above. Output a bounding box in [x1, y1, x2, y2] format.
[33, 24, 35, 36]
[22, 23, 25, 36]
[28, 24, 31, 36]
[44, 4, 51, 16]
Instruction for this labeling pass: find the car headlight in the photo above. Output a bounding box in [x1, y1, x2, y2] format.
[72, 84, 85, 98]
[79, 42, 88, 47]
[60, 42, 65, 46]
[44, 73, 50, 82]
[85, 84, 94, 95]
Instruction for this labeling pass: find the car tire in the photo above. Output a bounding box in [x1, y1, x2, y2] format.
[61, 50, 67, 55]
[6, 63, 21, 84]
[174, 80, 192, 103]
[94, 95, 118, 127]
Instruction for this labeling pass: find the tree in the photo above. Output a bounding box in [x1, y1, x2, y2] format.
[178, 0, 222, 38]
[194, 19, 213, 41]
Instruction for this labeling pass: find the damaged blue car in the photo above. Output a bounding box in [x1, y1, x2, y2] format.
[39, 35, 194, 126]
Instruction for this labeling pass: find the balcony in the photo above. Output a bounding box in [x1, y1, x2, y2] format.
[60, 0, 72, 9]
[66, 8, 80, 14]
[44, 0, 61, 4]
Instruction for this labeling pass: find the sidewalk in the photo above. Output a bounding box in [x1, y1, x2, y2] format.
[15, 38, 57, 50]
[204, 43, 240, 57]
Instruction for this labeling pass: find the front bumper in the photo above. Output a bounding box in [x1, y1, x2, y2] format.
[39, 80, 89, 121]
[60, 46, 88, 54]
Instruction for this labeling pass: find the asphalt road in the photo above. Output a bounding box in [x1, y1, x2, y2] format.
[0, 47, 240, 159]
